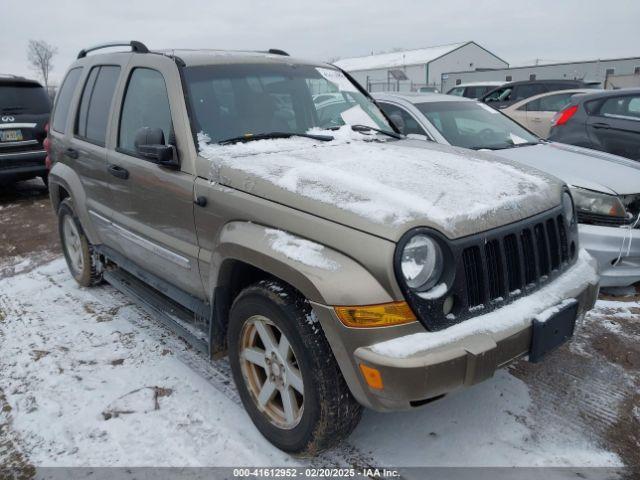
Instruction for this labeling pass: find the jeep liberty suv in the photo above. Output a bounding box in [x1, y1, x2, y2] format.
[48, 41, 599, 454]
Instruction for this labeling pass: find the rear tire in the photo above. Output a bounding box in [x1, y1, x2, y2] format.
[228, 280, 362, 455]
[58, 198, 102, 287]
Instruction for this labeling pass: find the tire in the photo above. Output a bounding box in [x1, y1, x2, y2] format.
[228, 280, 362, 455]
[58, 198, 102, 287]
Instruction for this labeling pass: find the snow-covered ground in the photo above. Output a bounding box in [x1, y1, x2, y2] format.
[0, 258, 629, 469]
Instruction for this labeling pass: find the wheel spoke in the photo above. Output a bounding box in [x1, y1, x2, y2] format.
[277, 335, 291, 360]
[241, 347, 267, 369]
[281, 387, 299, 425]
[254, 321, 278, 352]
[286, 365, 304, 394]
[257, 379, 277, 408]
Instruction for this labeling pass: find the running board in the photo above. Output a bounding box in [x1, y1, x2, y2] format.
[104, 268, 209, 355]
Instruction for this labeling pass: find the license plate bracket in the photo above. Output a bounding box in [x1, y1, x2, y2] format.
[529, 300, 578, 363]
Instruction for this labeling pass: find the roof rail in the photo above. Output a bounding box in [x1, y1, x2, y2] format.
[267, 49, 289, 56]
[77, 41, 149, 59]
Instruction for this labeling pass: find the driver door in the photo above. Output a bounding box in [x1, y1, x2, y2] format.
[107, 61, 204, 299]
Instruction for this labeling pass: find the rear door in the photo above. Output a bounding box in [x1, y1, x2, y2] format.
[67, 63, 123, 242]
[587, 94, 640, 160]
[106, 57, 204, 298]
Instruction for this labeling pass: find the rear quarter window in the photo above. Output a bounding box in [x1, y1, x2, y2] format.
[75, 65, 121, 145]
[52, 68, 82, 133]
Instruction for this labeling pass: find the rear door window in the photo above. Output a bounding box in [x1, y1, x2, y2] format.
[524, 92, 575, 112]
[118, 68, 173, 154]
[513, 84, 546, 101]
[75, 65, 121, 145]
[599, 95, 640, 120]
[51, 68, 82, 133]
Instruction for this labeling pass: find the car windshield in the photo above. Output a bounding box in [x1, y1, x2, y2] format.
[183, 63, 393, 144]
[416, 101, 540, 150]
[0, 83, 50, 114]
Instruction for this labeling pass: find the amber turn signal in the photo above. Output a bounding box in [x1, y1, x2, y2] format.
[359, 364, 384, 390]
[334, 301, 416, 328]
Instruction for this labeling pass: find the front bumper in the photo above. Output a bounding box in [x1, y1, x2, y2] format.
[0, 150, 47, 183]
[313, 250, 599, 411]
[579, 223, 640, 287]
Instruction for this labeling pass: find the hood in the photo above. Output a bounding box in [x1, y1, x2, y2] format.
[198, 130, 562, 241]
[491, 142, 640, 196]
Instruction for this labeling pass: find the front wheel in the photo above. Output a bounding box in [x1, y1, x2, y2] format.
[228, 280, 362, 455]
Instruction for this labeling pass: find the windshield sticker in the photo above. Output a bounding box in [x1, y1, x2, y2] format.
[509, 133, 529, 144]
[477, 102, 499, 114]
[340, 105, 378, 128]
[316, 68, 358, 92]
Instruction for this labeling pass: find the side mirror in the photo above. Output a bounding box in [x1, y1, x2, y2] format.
[134, 127, 179, 169]
[389, 112, 406, 135]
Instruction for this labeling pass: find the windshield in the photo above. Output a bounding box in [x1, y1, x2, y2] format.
[416, 101, 539, 150]
[183, 63, 392, 143]
[0, 83, 50, 114]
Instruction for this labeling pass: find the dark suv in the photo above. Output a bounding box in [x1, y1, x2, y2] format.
[481, 79, 595, 109]
[0, 75, 51, 186]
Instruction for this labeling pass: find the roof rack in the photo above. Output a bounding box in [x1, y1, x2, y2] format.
[267, 49, 289, 56]
[77, 41, 149, 59]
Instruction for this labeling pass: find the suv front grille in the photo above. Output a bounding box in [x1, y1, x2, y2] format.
[398, 204, 579, 331]
[462, 214, 569, 309]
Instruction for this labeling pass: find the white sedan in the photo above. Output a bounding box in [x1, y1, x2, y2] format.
[374, 91, 640, 287]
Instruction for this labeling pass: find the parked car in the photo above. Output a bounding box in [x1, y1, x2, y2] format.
[446, 81, 504, 99]
[49, 41, 598, 454]
[481, 79, 595, 110]
[375, 92, 640, 287]
[501, 89, 595, 138]
[548, 88, 640, 161]
[0, 75, 50, 186]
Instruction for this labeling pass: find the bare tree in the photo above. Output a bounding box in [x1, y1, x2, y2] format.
[27, 40, 58, 89]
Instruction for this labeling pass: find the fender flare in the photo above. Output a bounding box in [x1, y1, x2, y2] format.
[210, 221, 394, 307]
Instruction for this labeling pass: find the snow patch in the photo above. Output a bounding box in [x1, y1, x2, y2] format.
[198, 126, 554, 229]
[265, 229, 339, 271]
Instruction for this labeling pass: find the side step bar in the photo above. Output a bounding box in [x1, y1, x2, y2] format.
[104, 268, 209, 355]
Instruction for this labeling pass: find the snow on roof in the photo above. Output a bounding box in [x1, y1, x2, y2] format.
[334, 42, 468, 72]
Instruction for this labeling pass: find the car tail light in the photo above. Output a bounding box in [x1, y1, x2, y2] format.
[44, 122, 52, 170]
[552, 105, 578, 127]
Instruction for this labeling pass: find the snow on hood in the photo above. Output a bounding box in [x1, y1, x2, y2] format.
[492, 142, 640, 196]
[198, 127, 561, 240]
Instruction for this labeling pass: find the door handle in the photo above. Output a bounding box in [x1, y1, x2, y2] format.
[592, 122, 610, 129]
[65, 148, 79, 159]
[108, 164, 129, 180]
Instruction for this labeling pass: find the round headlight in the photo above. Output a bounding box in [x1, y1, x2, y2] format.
[400, 234, 443, 291]
[562, 191, 575, 225]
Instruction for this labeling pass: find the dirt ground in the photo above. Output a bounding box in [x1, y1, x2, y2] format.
[0, 179, 639, 472]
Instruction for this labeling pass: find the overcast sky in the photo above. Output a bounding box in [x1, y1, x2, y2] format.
[2, 0, 639, 85]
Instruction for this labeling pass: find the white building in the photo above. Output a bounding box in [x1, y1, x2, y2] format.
[334, 41, 508, 92]
[441, 57, 640, 92]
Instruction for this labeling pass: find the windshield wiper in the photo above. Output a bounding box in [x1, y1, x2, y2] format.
[498, 141, 541, 149]
[218, 132, 333, 145]
[349, 124, 403, 139]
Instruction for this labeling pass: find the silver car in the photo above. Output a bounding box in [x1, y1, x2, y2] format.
[374, 92, 640, 287]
